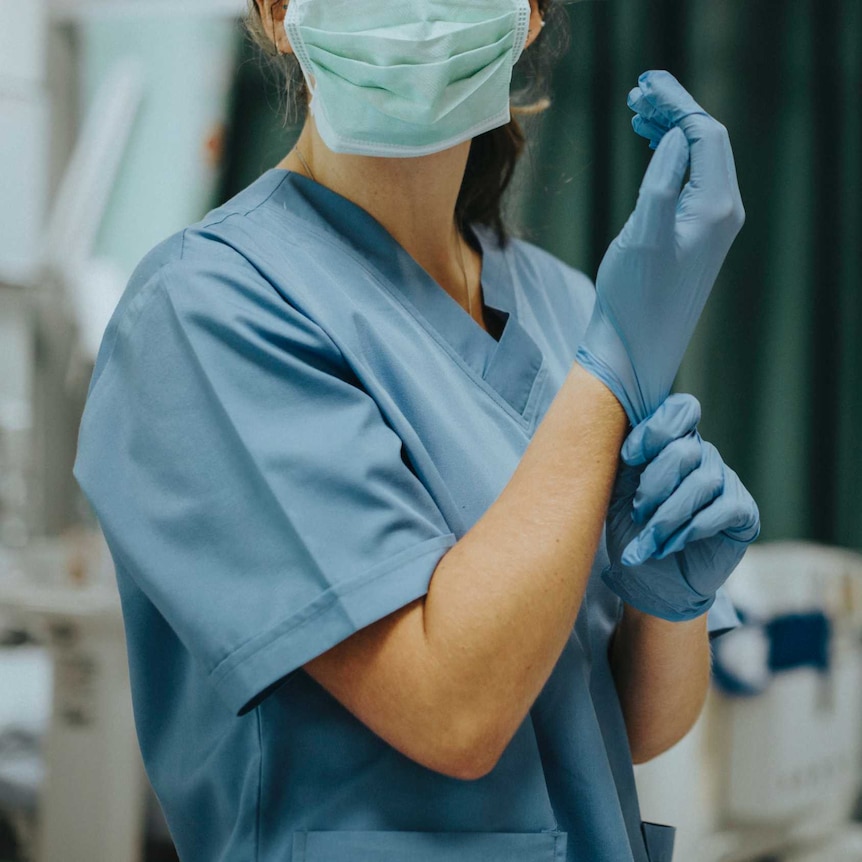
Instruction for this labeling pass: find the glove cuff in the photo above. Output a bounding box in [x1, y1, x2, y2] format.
[601, 564, 716, 622]
[576, 308, 648, 425]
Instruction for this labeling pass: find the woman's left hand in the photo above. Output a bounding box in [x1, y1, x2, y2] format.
[602, 394, 761, 622]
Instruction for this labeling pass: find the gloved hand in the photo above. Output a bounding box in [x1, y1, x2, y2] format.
[575, 70, 746, 425]
[627, 70, 710, 150]
[603, 394, 761, 622]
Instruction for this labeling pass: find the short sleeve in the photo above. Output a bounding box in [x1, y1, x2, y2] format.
[706, 586, 741, 640]
[73, 258, 457, 716]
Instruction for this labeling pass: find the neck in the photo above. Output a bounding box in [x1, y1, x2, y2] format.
[278, 119, 480, 314]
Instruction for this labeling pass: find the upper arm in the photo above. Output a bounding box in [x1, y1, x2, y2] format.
[73, 259, 460, 748]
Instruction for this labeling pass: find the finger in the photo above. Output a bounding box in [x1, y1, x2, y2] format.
[711, 465, 761, 542]
[633, 70, 710, 128]
[624, 444, 725, 564]
[627, 86, 644, 113]
[620, 126, 690, 249]
[632, 434, 703, 525]
[656, 490, 761, 557]
[634, 71, 743, 222]
[632, 115, 671, 148]
[628, 85, 674, 150]
[675, 115, 745, 230]
[622, 393, 702, 465]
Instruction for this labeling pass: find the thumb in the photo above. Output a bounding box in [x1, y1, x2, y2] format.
[622, 393, 702, 465]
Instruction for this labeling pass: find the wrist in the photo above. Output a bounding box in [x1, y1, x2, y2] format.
[562, 361, 629, 427]
[610, 602, 710, 673]
[577, 305, 649, 425]
[620, 601, 710, 634]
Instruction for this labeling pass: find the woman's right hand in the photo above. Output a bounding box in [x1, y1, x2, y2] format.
[575, 70, 745, 426]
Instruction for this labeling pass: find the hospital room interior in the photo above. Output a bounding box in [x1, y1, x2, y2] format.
[1, 0, 860, 860]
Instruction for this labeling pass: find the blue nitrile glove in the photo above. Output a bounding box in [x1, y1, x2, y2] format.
[603, 394, 761, 622]
[627, 70, 709, 150]
[575, 70, 745, 425]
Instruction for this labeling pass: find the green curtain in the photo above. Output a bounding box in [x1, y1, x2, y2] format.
[218, 34, 303, 199]
[219, 0, 862, 550]
[510, 0, 862, 550]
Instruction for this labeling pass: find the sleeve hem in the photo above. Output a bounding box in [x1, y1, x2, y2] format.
[707, 586, 742, 640]
[210, 533, 457, 716]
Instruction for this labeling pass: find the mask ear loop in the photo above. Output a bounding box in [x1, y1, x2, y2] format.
[283, 0, 320, 117]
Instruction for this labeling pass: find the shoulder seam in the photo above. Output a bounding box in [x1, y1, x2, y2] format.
[185, 171, 292, 245]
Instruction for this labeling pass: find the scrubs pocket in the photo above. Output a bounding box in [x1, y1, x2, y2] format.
[641, 821, 676, 862]
[292, 830, 568, 861]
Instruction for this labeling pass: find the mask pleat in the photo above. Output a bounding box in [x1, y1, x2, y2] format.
[312, 50, 512, 126]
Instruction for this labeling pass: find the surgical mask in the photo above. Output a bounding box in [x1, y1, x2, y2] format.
[284, 0, 532, 158]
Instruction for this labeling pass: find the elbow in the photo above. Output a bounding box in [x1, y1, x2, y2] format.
[629, 731, 680, 765]
[628, 712, 703, 765]
[441, 754, 498, 783]
[630, 744, 667, 766]
[428, 712, 508, 782]
[442, 745, 502, 783]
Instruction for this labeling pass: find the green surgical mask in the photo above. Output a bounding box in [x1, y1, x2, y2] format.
[285, 0, 532, 158]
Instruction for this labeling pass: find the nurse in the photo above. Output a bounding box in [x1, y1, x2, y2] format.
[73, 1, 759, 860]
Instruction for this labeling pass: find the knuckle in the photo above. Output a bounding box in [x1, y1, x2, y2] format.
[704, 465, 725, 497]
[683, 438, 703, 466]
[731, 502, 755, 530]
[698, 119, 723, 145]
[703, 119, 730, 144]
[707, 196, 737, 225]
[667, 392, 701, 421]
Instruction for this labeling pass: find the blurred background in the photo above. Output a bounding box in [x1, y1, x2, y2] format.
[0, 0, 859, 860]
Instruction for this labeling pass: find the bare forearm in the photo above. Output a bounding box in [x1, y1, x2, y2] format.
[423, 364, 627, 775]
[302, 363, 629, 780]
[609, 605, 711, 764]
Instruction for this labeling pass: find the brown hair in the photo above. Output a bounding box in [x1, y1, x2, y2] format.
[244, 0, 568, 245]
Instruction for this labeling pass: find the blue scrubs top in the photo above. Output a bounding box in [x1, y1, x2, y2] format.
[73, 170, 738, 862]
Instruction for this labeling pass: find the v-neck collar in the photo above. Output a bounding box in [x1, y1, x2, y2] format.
[266, 169, 546, 423]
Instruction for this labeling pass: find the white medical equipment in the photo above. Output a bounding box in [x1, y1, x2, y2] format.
[636, 541, 862, 862]
[0, 2, 243, 860]
[0, 531, 147, 862]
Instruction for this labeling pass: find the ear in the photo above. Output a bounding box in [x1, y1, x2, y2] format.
[524, 0, 546, 50]
[255, 0, 294, 55]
